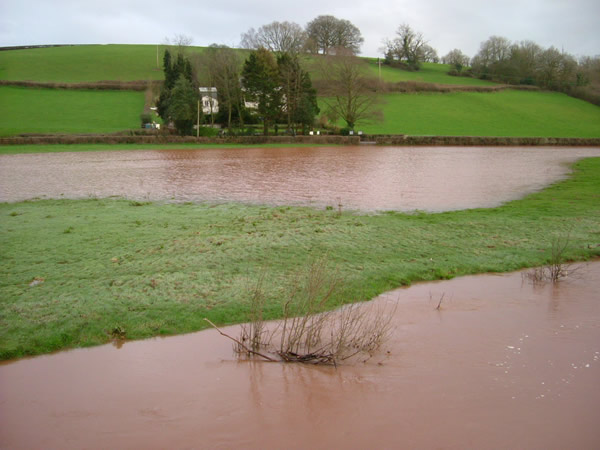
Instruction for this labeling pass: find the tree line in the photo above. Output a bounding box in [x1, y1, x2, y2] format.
[381, 25, 599, 104]
[240, 15, 364, 56]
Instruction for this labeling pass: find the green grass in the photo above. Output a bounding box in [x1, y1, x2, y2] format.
[358, 90, 600, 137]
[1, 157, 599, 360]
[0, 44, 248, 83]
[0, 86, 145, 136]
[1, 45, 599, 138]
[364, 59, 497, 86]
[0, 143, 339, 155]
[0, 45, 170, 82]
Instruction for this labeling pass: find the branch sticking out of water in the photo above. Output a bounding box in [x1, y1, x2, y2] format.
[210, 258, 396, 366]
[203, 318, 277, 362]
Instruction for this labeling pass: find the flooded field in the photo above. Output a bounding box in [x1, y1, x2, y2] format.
[1, 146, 599, 210]
[1, 261, 599, 449]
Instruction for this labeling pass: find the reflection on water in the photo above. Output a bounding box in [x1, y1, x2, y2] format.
[1, 262, 599, 449]
[1, 146, 599, 211]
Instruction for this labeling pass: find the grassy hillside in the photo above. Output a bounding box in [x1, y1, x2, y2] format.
[1, 44, 599, 138]
[0, 86, 145, 136]
[0, 45, 171, 82]
[359, 90, 600, 137]
[1, 45, 490, 87]
[363, 59, 497, 86]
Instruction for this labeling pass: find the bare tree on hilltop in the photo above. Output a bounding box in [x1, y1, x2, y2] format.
[305, 15, 364, 55]
[240, 21, 307, 54]
[442, 49, 470, 73]
[383, 24, 431, 70]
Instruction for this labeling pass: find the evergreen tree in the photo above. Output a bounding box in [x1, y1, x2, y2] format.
[157, 49, 198, 134]
[241, 48, 281, 135]
[278, 53, 319, 133]
[167, 75, 199, 135]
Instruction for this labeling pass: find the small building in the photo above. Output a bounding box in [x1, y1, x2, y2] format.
[199, 87, 219, 115]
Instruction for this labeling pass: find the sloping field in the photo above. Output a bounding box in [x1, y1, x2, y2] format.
[0, 45, 175, 82]
[360, 90, 600, 137]
[363, 59, 497, 86]
[1, 44, 490, 87]
[1, 45, 599, 138]
[0, 86, 145, 136]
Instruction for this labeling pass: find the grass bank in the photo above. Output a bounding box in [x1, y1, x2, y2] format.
[0, 86, 145, 136]
[361, 90, 600, 137]
[1, 158, 599, 360]
[0, 142, 342, 155]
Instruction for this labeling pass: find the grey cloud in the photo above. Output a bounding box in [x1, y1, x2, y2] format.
[1, 0, 598, 57]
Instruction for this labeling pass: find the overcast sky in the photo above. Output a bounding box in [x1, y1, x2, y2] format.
[1, 0, 598, 59]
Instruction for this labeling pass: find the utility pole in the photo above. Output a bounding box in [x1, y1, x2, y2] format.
[197, 99, 200, 138]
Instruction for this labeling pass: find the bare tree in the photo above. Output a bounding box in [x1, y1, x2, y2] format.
[384, 24, 427, 70]
[470, 35, 512, 75]
[306, 15, 364, 55]
[509, 40, 543, 83]
[318, 48, 382, 129]
[421, 44, 439, 63]
[240, 21, 307, 54]
[536, 47, 577, 89]
[198, 45, 244, 130]
[442, 49, 470, 72]
[163, 34, 193, 55]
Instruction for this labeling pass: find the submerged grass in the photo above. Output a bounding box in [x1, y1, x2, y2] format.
[1, 158, 599, 359]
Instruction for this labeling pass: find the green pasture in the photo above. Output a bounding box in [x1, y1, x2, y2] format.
[0, 45, 170, 82]
[357, 90, 600, 137]
[0, 44, 246, 83]
[1, 157, 599, 359]
[0, 44, 491, 87]
[0, 143, 335, 155]
[364, 59, 497, 86]
[0, 86, 145, 136]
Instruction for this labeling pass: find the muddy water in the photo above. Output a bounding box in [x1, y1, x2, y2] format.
[1, 262, 599, 449]
[1, 146, 599, 211]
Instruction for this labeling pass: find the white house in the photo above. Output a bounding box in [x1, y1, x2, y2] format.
[199, 87, 219, 115]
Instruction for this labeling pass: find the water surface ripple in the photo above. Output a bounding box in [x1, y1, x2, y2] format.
[1, 146, 599, 211]
[1, 262, 599, 449]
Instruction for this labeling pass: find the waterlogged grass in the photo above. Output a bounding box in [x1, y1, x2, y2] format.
[0, 143, 337, 155]
[361, 90, 600, 137]
[0, 86, 145, 136]
[1, 158, 599, 359]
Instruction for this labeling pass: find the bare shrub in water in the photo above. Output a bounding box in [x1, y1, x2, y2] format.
[524, 234, 580, 283]
[236, 273, 268, 355]
[206, 258, 395, 365]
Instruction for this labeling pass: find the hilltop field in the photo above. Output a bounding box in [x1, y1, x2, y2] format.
[1, 44, 599, 138]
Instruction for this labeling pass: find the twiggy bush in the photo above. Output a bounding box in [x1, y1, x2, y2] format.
[207, 257, 395, 365]
[524, 234, 579, 283]
[236, 273, 268, 354]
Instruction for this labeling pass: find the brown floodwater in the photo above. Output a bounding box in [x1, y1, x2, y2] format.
[1, 262, 599, 449]
[1, 146, 599, 211]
